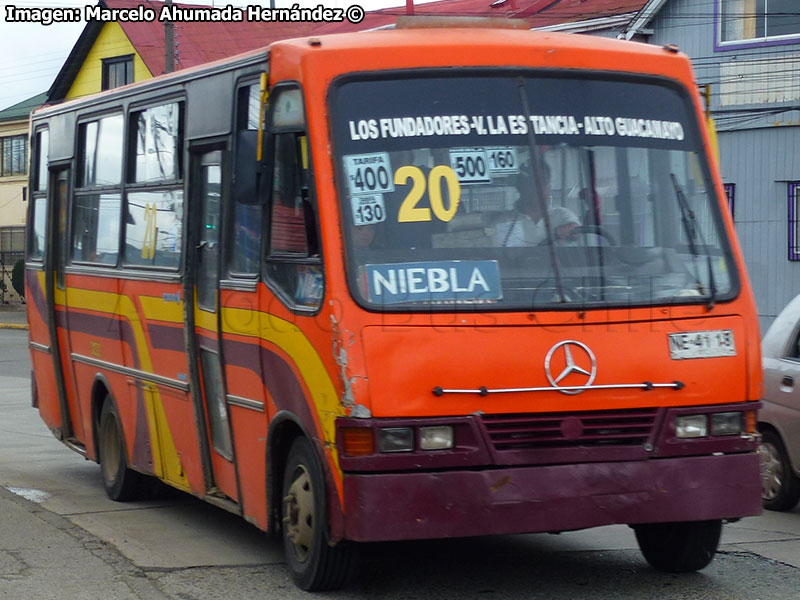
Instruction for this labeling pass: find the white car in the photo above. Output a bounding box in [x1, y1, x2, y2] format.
[760, 294, 800, 511]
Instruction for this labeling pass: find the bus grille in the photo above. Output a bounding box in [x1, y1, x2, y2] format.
[481, 408, 659, 451]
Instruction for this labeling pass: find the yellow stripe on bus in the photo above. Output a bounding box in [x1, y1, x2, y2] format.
[58, 284, 189, 491]
[221, 307, 345, 467]
[139, 295, 185, 323]
[51, 282, 344, 492]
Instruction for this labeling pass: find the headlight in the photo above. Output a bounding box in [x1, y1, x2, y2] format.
[676, 414, 707, 438]
[711, 412, 742, 436]
[420, 426, 454, 450]
[378, 427, 414, 453]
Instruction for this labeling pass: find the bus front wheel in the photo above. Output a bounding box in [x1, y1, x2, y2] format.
[98, 398, 143, 502]
[634, 519, 721, 572]
[281, 436, 353, 591]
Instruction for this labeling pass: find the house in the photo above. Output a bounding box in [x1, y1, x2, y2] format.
[618, 0, 800, 332]
[0, 92, 46, 302]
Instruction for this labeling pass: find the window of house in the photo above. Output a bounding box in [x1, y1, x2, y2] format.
[720, 0, 800, 44]
[789, 182, 800, 260]
[102, 55, 134, 90]
[723, 183, 735, 219]
[1, 135, 26, 177]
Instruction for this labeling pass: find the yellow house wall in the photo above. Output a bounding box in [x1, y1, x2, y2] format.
[0, 118, 30, 227]
[0, 117, 29, 301]
[66, 22, 153, 100]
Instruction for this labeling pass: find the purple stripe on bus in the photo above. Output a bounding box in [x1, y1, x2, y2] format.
[61, 310, 152, 472]
[149, 323, 186, 352]
[221, 335, 318, 434]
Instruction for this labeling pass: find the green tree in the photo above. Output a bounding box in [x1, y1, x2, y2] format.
[11, 259, 24, 299]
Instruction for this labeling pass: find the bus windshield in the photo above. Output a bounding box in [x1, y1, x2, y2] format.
[332, 72, 736, 311]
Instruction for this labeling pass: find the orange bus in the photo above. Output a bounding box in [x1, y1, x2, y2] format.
[27, 24, 762, 590]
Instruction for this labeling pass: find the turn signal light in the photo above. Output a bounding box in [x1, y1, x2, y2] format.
[745, 409, 757, 434]
[341, 428, 374, 456]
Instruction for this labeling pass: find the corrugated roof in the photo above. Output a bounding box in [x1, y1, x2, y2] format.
[49, 0, 650, 101]
[0, 92, 48, 122]
[110, 0, 649, 70]
[109, 0, 321, 75]
[314, 0, 648, 34]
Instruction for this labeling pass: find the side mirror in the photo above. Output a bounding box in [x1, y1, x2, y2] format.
[233, 129, 267, 205]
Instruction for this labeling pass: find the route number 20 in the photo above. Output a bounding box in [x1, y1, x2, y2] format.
[395, 165, 461, 223]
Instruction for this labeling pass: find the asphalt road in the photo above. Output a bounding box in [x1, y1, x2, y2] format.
[2, 326, 800, 599]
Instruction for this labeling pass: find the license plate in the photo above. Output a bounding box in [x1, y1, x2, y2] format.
[668, 330, 737, 359]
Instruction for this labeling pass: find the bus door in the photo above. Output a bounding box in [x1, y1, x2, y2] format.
[45, 168, 84, 445]
[192, 149, 239, 503]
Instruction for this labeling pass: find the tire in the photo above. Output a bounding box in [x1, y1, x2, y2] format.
[634, 520, 722, 573]
[98, 398, 143, 502]
[759, 429, 800, 511]
[281, 437, 354, 591]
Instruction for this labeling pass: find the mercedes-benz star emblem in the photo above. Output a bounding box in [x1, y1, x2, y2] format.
[544, 340, 598, 395]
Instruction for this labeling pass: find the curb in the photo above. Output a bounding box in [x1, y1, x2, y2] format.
[0, 323, 28, 330]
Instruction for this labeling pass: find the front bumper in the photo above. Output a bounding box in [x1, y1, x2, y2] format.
[342, 452, 761, 542]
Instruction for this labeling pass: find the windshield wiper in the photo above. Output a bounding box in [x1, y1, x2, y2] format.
[669, 173, 717, 309]
[586, 149, 606, 301]
[517, 77, 567, 304]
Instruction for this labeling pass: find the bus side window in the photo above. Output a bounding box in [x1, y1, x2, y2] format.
[229, 83, 263, 277]
[28, 129, 49, 261]
[265, 132, 323, 310]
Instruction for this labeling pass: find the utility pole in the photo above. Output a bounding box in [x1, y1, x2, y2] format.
[164, 0, 175, 73]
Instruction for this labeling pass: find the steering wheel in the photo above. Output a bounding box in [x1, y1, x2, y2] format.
[572, 225, 617, 246]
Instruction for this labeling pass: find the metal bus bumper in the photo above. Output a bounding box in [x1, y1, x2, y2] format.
[342, 452, 761, 542]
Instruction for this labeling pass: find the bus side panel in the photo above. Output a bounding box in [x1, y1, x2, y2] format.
[116, 278, 198, 494]
[220, 293, 269, 529]
[257, 301, 351, 537]
[26, 269, 62, 433]
[54, 284, 85, 444]
[62, 274, 126, 461]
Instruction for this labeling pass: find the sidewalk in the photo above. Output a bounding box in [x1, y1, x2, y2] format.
[0, 303, 28, 330]
[0, 486, 168, 599]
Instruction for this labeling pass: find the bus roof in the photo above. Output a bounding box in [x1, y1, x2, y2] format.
[269, 27, 694, 87]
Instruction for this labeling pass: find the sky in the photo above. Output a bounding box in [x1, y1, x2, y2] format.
[0, 0, 428, 111]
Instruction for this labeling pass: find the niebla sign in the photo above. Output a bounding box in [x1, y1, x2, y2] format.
[366, 260, 502, 305]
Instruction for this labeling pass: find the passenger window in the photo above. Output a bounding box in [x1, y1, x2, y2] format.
[265, 130, 323, 310]
[79, 115, 123, 187]
[29, 129, 49, 261]
[72, 194, 122, 264]
[35, 130, 48, 193]
[73, 115, 124, 265]
[229, 83, 263, 277]
[29, 195, 47, 261]
[124, 190, 184, 268]
[129, 102, 183, 183]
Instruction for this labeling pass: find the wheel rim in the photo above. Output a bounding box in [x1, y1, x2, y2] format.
[100, 413, 121, 485]
[284, 464, 315, 563]
[760, 441, 785, 501]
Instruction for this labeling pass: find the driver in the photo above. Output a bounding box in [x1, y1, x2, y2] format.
[494, 164, 580, 247]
